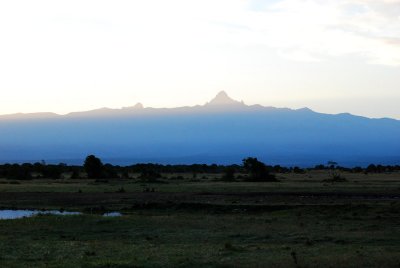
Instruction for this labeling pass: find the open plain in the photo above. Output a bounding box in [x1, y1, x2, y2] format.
[0, 171, 399, 267]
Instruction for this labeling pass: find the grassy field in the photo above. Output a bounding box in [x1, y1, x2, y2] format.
[1, 170, 400, 194]
[0, 171, 399, 267]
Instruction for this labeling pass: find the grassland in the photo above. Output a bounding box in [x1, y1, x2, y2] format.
[0, 171, 399, 267]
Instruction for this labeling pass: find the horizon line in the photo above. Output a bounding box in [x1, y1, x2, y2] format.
[0, 91, 398, 121]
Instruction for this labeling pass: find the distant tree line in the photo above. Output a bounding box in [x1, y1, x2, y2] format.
[0, 154, 399, 181]
[313, 163, 400, 173]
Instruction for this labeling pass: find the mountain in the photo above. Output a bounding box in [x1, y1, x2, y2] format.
[205, 91, 244, 106]
[0, 91, 399, 166]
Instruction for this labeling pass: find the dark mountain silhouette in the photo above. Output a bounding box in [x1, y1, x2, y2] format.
[0, 91, 399, 166]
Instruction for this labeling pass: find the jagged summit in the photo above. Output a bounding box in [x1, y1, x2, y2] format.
[122, 103, 144, 109]
[135, 103, 144, 109]
[205, 91, 245, 106]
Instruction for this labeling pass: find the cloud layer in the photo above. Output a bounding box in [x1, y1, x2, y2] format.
[209, 0, 400, 65]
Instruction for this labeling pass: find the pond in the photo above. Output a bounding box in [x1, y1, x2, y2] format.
[0, 210, 123, 220]
[103, 212, 123, 217]
[0, 210, 81, 220]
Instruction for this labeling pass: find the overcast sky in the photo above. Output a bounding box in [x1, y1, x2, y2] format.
[0, 0, 399, 118]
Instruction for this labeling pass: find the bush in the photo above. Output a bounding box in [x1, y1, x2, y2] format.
[222, 166, 235, 181]
[242, 157, 276, 182]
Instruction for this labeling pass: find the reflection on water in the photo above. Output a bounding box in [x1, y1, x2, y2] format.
[0, 210, 123, 220]
[103, 212, 122, 217]
[0, 210, 81, 220]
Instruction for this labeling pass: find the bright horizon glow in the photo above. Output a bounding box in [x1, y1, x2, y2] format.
[1, 0, 400, 119]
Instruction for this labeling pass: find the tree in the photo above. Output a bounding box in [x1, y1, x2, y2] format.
[6, 163, 32, 180]
[327, 161, 338, 169]
[84, 155, 104, 179]
[326, 160, 346, 181]
[327, 161, 340, 179]
[242, 157, 276, 182]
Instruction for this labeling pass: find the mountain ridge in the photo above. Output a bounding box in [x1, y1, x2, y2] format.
[0, 91, 399, 166]
[0, 91, 397, 121]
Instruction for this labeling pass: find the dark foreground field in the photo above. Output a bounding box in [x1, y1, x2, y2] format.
[0, 171, 399, 267]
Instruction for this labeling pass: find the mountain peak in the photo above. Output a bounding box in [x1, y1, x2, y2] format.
[206, 91, 245, 106]
[133, 102, 144, 109]
[122, 103, 144, 110]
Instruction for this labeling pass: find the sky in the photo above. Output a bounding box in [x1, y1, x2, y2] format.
[0, 0, 399, 119]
